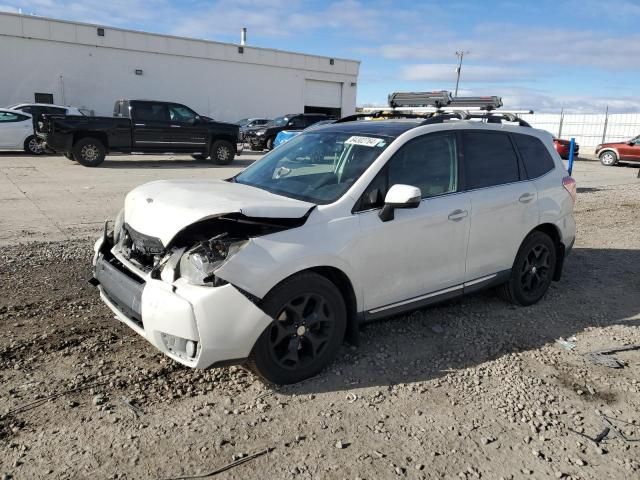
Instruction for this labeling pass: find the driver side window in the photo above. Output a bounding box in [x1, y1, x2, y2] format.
[357, 133, 459, 211]
[168, 105, 196, 123]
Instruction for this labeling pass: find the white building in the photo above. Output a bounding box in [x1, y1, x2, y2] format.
[0, 12, 359, 121]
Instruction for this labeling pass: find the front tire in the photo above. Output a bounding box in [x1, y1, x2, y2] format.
[210, 140, 234, 165]
[24, 135, 44, 155]
[73, 137, 106, 167]
[599, 151, 618, 166]
[498, 231, 557, 306]
[247, 272, 347, 385]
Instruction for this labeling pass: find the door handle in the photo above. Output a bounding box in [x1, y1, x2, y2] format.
[448, 209, 468, 221]
[170, 125, 182, 128]
[134, 123, 146, 127]
[519, 193, 535, 203]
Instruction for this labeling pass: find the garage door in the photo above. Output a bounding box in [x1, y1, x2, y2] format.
[304, 80, 342, 109]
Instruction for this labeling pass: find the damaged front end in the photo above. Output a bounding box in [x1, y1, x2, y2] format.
[91, 211, 309, 368]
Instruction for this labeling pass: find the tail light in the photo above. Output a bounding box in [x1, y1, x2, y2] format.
[563, 176, 576, 203]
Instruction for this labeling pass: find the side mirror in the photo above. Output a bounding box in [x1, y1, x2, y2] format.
[379, 184, 421, 222]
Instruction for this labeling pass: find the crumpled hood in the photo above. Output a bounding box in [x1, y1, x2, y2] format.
[124, 179, 314, 246]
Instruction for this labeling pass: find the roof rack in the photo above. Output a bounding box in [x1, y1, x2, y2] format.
[338, 90, 532, 126]
[388, 91, 452, 109]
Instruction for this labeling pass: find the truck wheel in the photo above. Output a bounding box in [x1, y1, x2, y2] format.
[64, 152, 76, 162]
[210, 140, 234, 165]
[24, 135, 44, 155]
[73, 138, 106, 167]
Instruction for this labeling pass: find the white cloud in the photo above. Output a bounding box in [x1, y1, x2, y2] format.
[400, 64, 531, 82]
[375, 26, 640, 71]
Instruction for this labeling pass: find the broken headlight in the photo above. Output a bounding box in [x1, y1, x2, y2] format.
[179, 235, 247, 286]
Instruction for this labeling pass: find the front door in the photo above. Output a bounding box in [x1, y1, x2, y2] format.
[618, 136, 640, 161]
[461, 131, 539, 281]
[353, 132, 470, 314]
[131, 101, 170, 150]
[166, 104, 208, 152]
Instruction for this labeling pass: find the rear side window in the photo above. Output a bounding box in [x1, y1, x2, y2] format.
[44, 107, 66, 115]
[134, 102, 169, 122]
[514, 134, 555, 178]
[462, 132, 520, 189]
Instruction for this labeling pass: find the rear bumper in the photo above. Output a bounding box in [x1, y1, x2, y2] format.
[92, 235, 272, 368]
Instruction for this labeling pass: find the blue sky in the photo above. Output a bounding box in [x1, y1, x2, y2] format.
[2, 0, 639, 112]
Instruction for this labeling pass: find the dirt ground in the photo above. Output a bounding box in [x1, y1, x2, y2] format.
[1, 178, 640, 479]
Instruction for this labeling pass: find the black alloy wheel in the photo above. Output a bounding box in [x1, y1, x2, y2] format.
[268, 293, 335, 370]
[247, 272, 346, 384]
[498, 231, 557, 306]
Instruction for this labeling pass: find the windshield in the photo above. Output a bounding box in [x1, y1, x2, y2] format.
[234, 131, 393, 204]
[235, 118, 249, 125]
[267, 116, 288, 127]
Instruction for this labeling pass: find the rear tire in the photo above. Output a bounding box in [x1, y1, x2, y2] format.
[73, 137, 106, 167]
[498, 231, 557, 306]
[24, 135, 44, 155]
[247, 272, 346, 385]
[210, 140, 234, 165]
[599, 151, 618, 166]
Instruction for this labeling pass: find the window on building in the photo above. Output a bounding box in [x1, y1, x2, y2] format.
[34, 93, 54, 104]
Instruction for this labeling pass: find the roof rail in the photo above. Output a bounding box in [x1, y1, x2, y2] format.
[420, 112, 531, 127]
[335, 111, 426, 123]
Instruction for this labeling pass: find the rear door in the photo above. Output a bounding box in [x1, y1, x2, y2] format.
[0, 111, 32, 147]
[166, 103, 208, 152]
[462, 130, 539, 282]
[131, 101, 170, 150]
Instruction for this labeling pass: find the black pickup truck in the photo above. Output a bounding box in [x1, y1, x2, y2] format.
[38, 100, 241, 167]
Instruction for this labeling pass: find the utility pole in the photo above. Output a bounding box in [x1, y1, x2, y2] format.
[454, 50, 469, 97]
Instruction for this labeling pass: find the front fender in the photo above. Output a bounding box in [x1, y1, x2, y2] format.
[214, 215, 363, 310]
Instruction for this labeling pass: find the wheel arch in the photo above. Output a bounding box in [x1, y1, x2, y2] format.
[74, 131, 109, 150]
[598, 148, 619, 158]
[528, 223, 565, 281]
[259, 265, 360, 346]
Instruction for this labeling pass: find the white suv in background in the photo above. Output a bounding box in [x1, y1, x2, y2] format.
[92, 112, 577, 384]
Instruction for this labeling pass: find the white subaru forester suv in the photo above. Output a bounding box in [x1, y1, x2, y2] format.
[92, 109, 576, 384]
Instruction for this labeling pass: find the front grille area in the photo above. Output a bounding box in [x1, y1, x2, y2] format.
[121, 224, 164, 269]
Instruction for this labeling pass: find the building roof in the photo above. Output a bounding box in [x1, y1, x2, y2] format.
[0, 11, 360, 77]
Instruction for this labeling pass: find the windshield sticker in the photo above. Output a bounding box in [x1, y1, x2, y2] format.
[345, 136, 383, 147]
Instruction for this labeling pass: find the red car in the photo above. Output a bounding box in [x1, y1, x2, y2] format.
[595, 135, 640, 166]
[553, 137, 580, 159]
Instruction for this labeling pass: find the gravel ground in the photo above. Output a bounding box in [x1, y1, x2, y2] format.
[1, 182, 639, 480]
